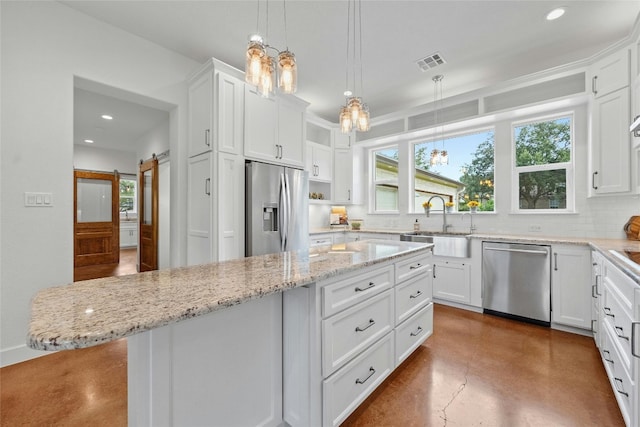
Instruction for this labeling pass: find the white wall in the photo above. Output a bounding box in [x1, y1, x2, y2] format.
[0, 1, 199, 366]
[74, 144, 138, 175]
[136, 119, 170, 163]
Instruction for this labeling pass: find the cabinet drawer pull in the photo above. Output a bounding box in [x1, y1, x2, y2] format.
[592, 284, 597, 299]
[205, 178, 211, 196]
[602, 349, 614, 364]
[409, 290, 423, 299]
[595, 276, 602, 296]
[592, 171, 598, 190]
[632, 322, 640, 358]
[591, 319, 597, 332]
[592, 75, 598, 95]
[615, 326, 629, 341]
[355, 282, 375, 292]
[355, 367, 376, 385]
[603, 307, 614, 318]
[553, 253, 558, 271]
[410, 326, 423, 337]
[205, 129, 210, 146]
[409, 263, 422, 270]
[614, 378, 628, 397]
[355, 318, 375, 332]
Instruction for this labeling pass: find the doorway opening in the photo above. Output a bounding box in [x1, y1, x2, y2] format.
[73, 77, 174, 281]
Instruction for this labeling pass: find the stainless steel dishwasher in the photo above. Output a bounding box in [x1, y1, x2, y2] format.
[482, 241, 551, 326]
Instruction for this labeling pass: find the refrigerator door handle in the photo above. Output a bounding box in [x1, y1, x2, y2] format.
[279, 173, 287, 252]
[283, 172, 292, 251]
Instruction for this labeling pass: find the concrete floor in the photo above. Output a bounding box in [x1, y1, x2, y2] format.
[1, 304, 624, 426]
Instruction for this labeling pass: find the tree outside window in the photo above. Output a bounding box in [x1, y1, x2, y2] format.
[513, 116, 571, 211]
[119, 177, 137, 216]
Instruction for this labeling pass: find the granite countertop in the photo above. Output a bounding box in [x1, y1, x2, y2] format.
[28, 240, 432, 352]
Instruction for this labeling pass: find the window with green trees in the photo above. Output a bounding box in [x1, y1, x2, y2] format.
[513, 115, 572, 211]
[119, 176, 137, 216]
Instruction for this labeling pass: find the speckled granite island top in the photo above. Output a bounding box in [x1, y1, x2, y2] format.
[28, 240, 432, 351]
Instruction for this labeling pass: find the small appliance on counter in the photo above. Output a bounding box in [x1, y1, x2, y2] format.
[330, 206, 348, 227]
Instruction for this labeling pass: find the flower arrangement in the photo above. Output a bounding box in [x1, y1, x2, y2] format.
[422, 201, 432, 208]
[445, 201, 455, 207]
[467, 201, 480, 208]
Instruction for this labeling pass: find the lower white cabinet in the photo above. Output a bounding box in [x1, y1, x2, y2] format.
[120, 221, 138, 248]
[432, 258, 471, 304]
[551, 244, 592, 329]
[283, 249, 433, 427]
[310, 233, 334, 248]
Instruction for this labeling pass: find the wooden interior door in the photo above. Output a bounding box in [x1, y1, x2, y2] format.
[74, 170, 120, 267]
[139, 157, 159, 272]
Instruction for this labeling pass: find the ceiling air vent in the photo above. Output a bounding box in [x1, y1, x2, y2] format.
[415, 52, 446, 72]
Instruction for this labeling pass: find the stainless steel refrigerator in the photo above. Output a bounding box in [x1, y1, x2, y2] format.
[245, 161, 309, 256]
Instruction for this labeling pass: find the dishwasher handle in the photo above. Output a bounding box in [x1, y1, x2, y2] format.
[484, 247, 549, 255]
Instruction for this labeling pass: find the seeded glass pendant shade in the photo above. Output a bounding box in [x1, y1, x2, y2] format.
[340, 106, 353, 133]
[357, 104, 370, 132]
[277, 50, 297, 94]
[245, 40, 265, 86]
[258, 55, 275, 97]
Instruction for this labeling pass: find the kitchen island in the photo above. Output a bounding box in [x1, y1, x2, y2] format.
[28, 240, 434, 426]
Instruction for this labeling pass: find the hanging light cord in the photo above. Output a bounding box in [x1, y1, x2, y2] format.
[358, 0, 364, 99]
[283, 0, 288, 50]
[345, 0, 351, 97]
[255, 0, 261, 36]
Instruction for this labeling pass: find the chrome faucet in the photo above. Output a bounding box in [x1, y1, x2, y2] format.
[425, 195, 451, 233]
[462, 212, 476, 234]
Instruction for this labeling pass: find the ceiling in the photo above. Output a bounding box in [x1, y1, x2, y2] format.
[74, 88, 169, 152]
[64, 1, 640, 125]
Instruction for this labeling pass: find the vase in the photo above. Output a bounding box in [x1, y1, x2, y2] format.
[470, 207, 478, 213]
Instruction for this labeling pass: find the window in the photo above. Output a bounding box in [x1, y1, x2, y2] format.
[513, 115, 573, 212]
[373, 147, 399, 212]
[119, 176, 137, 217]
[413, 130, 495, 213]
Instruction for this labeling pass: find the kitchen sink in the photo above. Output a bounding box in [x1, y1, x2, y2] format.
[400, 232, 471, 258]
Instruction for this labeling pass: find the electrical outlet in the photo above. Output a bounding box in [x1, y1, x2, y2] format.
[528, 225, 542, 232]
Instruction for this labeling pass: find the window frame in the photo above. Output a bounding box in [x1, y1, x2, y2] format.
[510, 112, 575, 214]
[370, 145, 400, 214]
[119, 175, 138, 217]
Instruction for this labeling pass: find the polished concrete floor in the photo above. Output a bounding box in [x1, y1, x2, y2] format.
[1, 305, 623, 426]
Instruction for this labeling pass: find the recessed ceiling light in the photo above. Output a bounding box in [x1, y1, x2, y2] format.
[546, 7, 565, 21]
[101, 114, 113, 120]
[84, 139, 94, 143]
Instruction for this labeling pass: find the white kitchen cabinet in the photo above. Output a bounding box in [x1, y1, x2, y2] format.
[590, 48, 630, 99]
[216, 153, 244, 261]
[345, 232, 400, 242]
[307, 142, 333, 182]
[188, 70, 213, 157]
[334, 148, 355, 204]
[551, 245, 592, 329]
[334, 130, 352, 148]
[215, 72, 245, 155]
[590, 87, 631, 195]
[244, 89, 307, 168]
[282, 250, 433, 427]
[432, 258, 471, 305]
[592, 250, 604, 348]
[120, 222, 138, 248]
[187, 153, 212, 266]
[310, 233, 333, 248]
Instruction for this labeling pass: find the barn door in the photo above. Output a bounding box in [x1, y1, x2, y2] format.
[74, 170, 120, 267]
[139, 156, 158, 272]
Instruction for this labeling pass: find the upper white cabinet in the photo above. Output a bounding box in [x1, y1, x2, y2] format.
[245, 89, 307, 168]
[334, 148, 355, 203]
[589, 48, 632, 196]
[551, 244, 592, 329]
[188, 65, 245, 158]
[188, 71, 213, 157]
[334, 131, 352, 149]
[590, 48, 630, 99]
[307, 142, 332, 182]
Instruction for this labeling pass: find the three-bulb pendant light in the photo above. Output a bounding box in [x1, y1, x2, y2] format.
[339, 0, 370, 133]
[245, 1, 297, 97]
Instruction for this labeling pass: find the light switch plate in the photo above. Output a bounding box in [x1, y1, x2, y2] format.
[25, 192, 53, 207]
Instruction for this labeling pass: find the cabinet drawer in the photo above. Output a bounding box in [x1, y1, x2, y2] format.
[395, 303, 433, 366]
[604, 260, 635, 310]
[322, 332, 394, 427]
[310, 233, 333, 247]
[395, 253, 432, 284]
[322, 265, 394, 317]
[601, 323, 633, 427]
[602, 281, 633, 373]
[395, 270, 432, 325]
[322, 290, 394, 377]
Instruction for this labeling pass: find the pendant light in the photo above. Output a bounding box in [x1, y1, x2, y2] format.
[339, 0, 370, 133]
[429, 75, 448, 166]
[245, 0, 297, 97]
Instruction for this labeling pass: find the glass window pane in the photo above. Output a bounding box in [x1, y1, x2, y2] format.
[77, 178, 112, 222]
[143, 170, 152, 225]
[119, 178, 137, 214]
[375, 184, 398, 211]
[375, 148, 398, 181]
[414, 131, 494, 212]
[515, 117, 571, 167]
[518, 169, 566, 209]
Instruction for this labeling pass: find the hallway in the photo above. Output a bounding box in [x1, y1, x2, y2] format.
[73, 248, 137, 282]
[0, 304, 623, 426]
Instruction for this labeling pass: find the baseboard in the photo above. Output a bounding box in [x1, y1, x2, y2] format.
[433, 298, 483, 313]
[1, 344, 51, 368]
